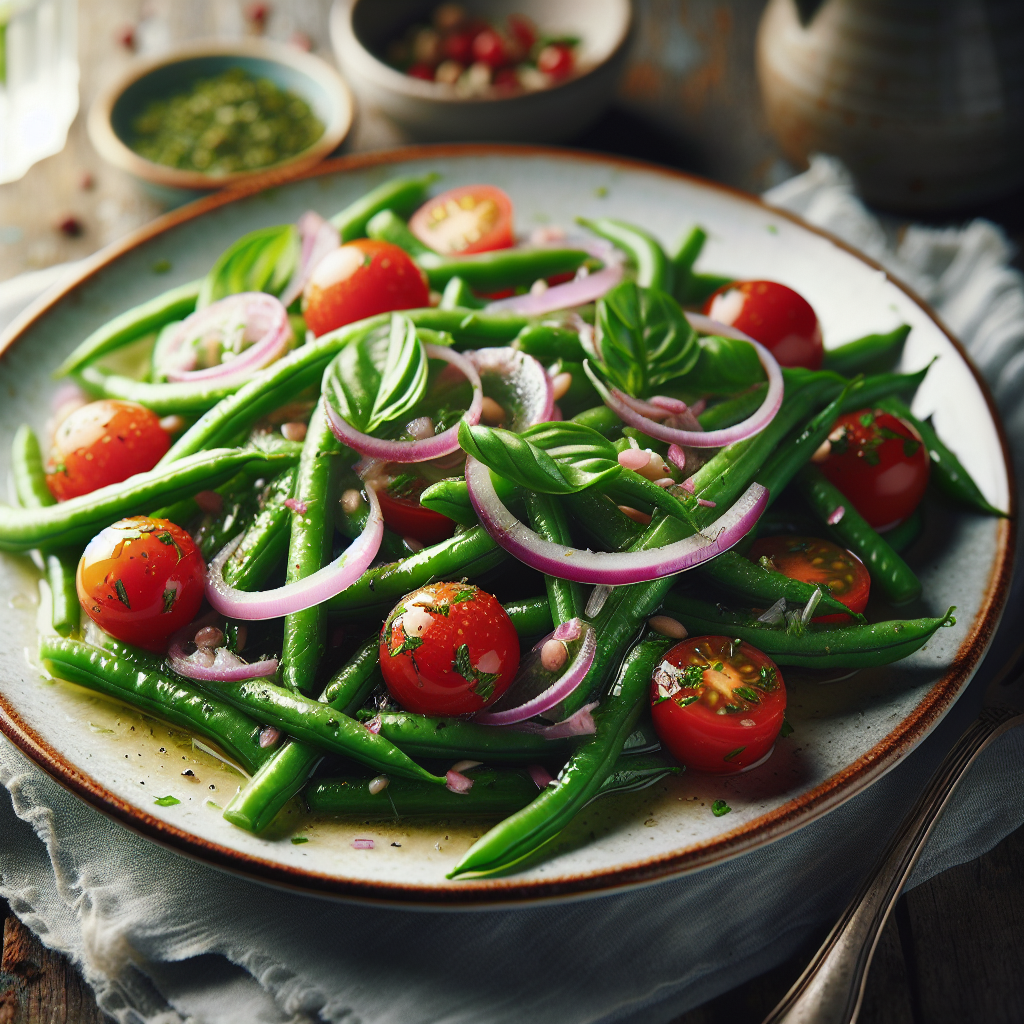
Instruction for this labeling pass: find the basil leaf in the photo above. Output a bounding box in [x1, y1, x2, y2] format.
[459, 421, 621, 494]
[198, 224, 299, 308]
[593, 281, 699, 396]
[368, 315, 429, 433]
[520, 421, 620, 462]
[674, 335, 766, 395]
[325, 317, 428, 434]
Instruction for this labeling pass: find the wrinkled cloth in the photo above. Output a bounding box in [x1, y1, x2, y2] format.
[2, 157, 1023, 1024]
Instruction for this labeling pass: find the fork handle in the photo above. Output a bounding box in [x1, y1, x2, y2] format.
[762, 706, 1024, 1024]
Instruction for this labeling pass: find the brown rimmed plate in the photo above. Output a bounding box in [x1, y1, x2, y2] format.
[0, 146, 1014, 906]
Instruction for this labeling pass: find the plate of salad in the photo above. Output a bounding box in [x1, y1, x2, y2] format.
[0, 147, 1013, 905]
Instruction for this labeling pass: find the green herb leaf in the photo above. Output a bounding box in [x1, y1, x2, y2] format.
[291, 836, 309, 844]
[156, 531, 185, 562]
[162, 587, 177, 613]
[780, 718, 794, 738]
[452, 643, 501, 702]
[711, 799, 731, 816]
[723, 746, 746, 762]
[154, 795, 180, 807]
[677, 334, 767, 395]
[114, 579, 131, 609]
[592, 281, 699, 396]
[369, 315, 429, 432]
[198, 224, 299, 308]
[732, 686, 761, 704]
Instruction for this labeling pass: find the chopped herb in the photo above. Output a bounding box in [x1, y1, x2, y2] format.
[154, 795, 180, 806]
[711, 799, 731, 816]
[723, 746, 746, 761]
[152, 258, 172, 274]
[453, 643, 500, 702]
[291, 836, 309, 844]
[114, 579, 131, 608]
[675, 694, 698, 707]
[162, 587, 177, 613]
[780, 718, 794, 738]
[732, 686, 761, 704]
[680, 664, 704, 688]
[156, 531, 185, 562]
[386, 473, 419, 499]
[390, 630, 424, 657]
[758, 665, 779, 692]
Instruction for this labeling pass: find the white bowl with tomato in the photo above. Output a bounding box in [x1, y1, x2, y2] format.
[330, 0, 633, 142]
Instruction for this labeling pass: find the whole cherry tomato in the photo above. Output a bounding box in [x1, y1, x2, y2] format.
[819, 409, 930, 530]
[46, 399, 171, 502]
[406, 63, 435, 80]
[537, 43, 574, 79]
[704, 280, 823, 370]
[77, 516, 206, 652]
[303, 239, 429, 337]
[651, 636, 786, 774]
[377, 476, 457, 545]
[379, 582, 520, 716]
[506, 14, 538, 51]
[442, 30, 475, 63]
[409, 184, 515, 256]
[471, 28, 507, 67]
[747, 535, 870, 623]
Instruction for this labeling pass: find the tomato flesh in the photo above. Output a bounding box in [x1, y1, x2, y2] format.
[537, 44, 574, 78]
[409, 185, 515, 256]
[379, 582, 519, 716]
[45, 399, 171, 502]
[650, 636, 786, 774]
[819, 409, 930, 530]
[377, 477, 456, 546]
[748, 535, 870, 623]
[303, 239, 429, 337]
[77, 516, 206, 653]
[704, 280, 823, 370]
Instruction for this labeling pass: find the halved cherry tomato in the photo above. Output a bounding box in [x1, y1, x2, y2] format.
[471, 28, 507, 67]
[748, 535, 870, 623]
[506, 14, 538, 51]
[537, 43, 574, 79]
[379, 582, 520, 716]
[377, 476, 457, 545]
[650, 636, 786, 774]
[406, 62, 435, 80]
[303, 239, 430, 337]
[46, 399, 171, 502]
[704, 280, 823, 370]
[819, 409, 930, 530]
[409, 184, 515, 256]
[77, 516, 206, 652]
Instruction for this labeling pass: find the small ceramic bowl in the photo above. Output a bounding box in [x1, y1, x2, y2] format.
[88, 38, 354, 207]
[330, 0, 632, 143]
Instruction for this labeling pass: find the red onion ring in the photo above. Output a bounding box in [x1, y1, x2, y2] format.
[160, 293, 293, 386]
[474, 619, 597, 725]
[465, 456, 768, 585]
[167, 616, 279, 681]
[205, 483, 384, 620]
[325, 344, 483, 463]
[280, 211, 340, 309]
[465, 347, 553, 428]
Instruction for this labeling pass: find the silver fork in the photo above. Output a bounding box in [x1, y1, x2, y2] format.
[762, 655, 1024, 1024]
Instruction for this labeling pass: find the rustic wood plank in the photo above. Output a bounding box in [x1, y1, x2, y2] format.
[0, 913, 106, 1024]
[900, 824, 1024, 1024]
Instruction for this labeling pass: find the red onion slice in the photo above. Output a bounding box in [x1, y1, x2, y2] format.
[280, 211, 340, 309]
[474, 619, 597, 725]
[465, 456, 768, 585]
[325, 344, 483, 463]
[167, 616, 279, 681]
[512, 702, 600, 739]
[160, 293, 293, 386]
[465, 347, 553, 429]
[205, 484, 384, 620]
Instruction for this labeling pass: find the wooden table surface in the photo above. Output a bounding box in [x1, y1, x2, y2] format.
[1, 2, 1021, 1022]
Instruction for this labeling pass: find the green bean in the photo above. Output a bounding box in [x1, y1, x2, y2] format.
[0, 446, 294, 554]
[449, 634, 672, 877]
[837, 362, 932, 413]
[577, 217, 673, 293]
[192, 480, 263, 562]
[307, 754, 680, 820]
[74, 364, 242, 416]
[671, 225, 706, 305]
[439, 276, 486, 310]
[325, 526, 507, 621]
[513, 324, 587, 364]
[406, 307, 529, 343]
[502, 595, 554, 637]
[281, 399, 344, 694]
[679, 272, 733, 307]
[160, 315, 387, 463]
[11, 425, 53, 509]
[45, 551, 81, 637]
[54, 279, 202, 378]
[365, 208, 434, 257]
[823, 325, 911, 377]
[524, 491, 583, 624]
[695, 550, 862, 621]
[39, 638, 274, 775]
[698, 385, 768, 430]
[330, 175, 437, 242]
[356, 708, 575, 762]
[662, 592, 955, 667]
[882, 508, 924, 553]
[222, 468, 297, 590]
[796, 465, 922, 604]
[571, 405, 622, 437]
[876, 396, 1007, 517]
[562, 490, 643, 551]
[417, 247, 589, 292]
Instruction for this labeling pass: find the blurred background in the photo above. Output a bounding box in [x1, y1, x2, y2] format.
[0, 0, 1019, 282]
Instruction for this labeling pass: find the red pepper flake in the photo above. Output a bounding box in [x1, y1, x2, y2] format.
[115, 24, 136, 50]
[245, 2, 270, 28]
[57, 216, 83, 238]
[79, 171, 95, 191]
[351, 838, 375, 850]
[289, 31, 311, 51]
[284, 498, 308, 514]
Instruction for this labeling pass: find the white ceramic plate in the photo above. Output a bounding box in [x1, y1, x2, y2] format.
[0, 147, 1013, 906]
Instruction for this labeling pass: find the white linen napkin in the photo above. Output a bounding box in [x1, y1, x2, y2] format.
[2, 157, 1023, 1024]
